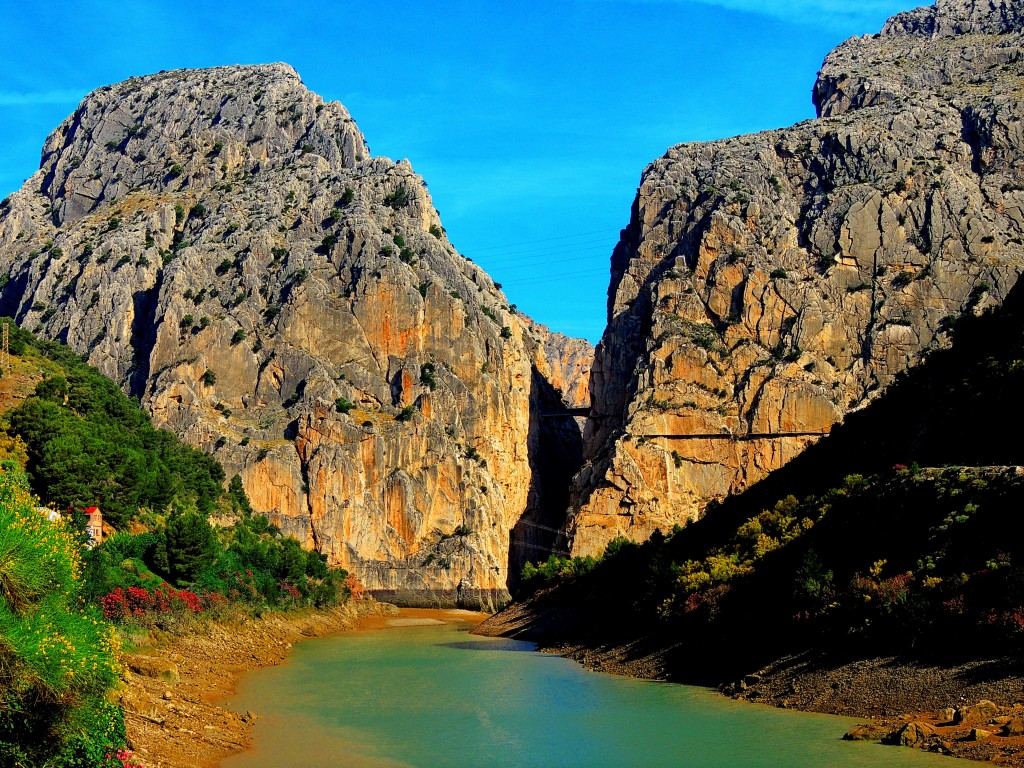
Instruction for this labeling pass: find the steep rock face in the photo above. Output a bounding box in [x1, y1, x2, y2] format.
[566, 0, 1024, 556]
[0, 64, 590, 608]
[523, 318, 592, 412]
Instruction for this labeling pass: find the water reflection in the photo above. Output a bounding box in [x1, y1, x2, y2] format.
[226, 619, 954, 768]
[439, 639, 537, 652]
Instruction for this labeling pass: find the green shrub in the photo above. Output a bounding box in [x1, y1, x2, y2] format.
[383, 186, 410, 209]
[419, 362, 437, 390]
[0, 468, 126, 766]
[4, 342, 225, 526]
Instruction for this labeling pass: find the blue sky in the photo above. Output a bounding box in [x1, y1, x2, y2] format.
[0, 0, 923, 343]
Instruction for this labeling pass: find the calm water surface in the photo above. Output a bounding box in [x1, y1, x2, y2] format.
[224, 613, 951, 768]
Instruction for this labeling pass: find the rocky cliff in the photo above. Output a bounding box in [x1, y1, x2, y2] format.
[566, 0, 1024, 556]
[0, 63, 591, 608]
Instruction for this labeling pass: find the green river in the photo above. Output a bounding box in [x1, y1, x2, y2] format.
[223, 611, 951, 768]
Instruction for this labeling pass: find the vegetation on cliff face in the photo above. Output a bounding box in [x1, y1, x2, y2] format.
[0, 323, 352, 621]
[0, 327, 355, 765]
[517, 277, 1024, 677]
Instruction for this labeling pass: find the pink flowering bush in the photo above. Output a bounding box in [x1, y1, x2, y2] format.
[106, 747, 145, 768]
[100, 584, 202, 623]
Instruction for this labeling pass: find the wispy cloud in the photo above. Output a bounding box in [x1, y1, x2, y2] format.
[0, 89, 86, 107]
[598, 0, 919, 32]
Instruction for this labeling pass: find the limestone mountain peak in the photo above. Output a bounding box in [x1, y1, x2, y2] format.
[882, 0, 1024, 37]
[814, 0, 1024, 117]
[0, 63, 592, 608]
[565, 0, 1024, 556]
[33, 62, 367, 228]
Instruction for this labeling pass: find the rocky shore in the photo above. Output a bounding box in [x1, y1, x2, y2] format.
[120, 600, 397, 768]
[725, 653, 1024, 765]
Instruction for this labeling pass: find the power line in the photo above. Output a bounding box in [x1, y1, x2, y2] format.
[467, 228, 619, 253]
[473, 236, 615, 262]
[486, 253, 607, 272]
[479, 245, 610, 267]
[502, 268, 610, 286]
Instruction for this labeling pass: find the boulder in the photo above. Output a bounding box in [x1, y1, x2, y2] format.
[1002, 716, 1024, 736]
[884, 722, 936, 748]
[844, 723, 890, 741]
[954, 700, 1000, 725]
[126, 655, 180, 685]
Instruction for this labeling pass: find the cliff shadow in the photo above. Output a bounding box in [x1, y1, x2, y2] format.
[128, 285, 160, 400]
[0, 270, 31, 322]
[674, 274, 1024, 552]
[507, 366, 586, 592]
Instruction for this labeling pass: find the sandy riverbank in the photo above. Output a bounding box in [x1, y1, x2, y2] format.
[120, 603, 490, 768]
[120, 601, 390, 768]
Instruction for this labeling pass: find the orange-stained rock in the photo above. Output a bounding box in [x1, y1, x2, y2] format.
[0, 64, 592, 609]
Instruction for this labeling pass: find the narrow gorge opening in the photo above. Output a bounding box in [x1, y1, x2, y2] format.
[507, 366, 586, 594]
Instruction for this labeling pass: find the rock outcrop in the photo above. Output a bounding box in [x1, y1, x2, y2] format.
[565, 0, 1024, 556]
[0, 63, 591, 608]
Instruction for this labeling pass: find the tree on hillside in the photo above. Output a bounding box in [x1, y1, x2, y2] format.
[166, 511, 218, 584]
[4, 337, 226, 524]
[278, 536, 306, 582]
